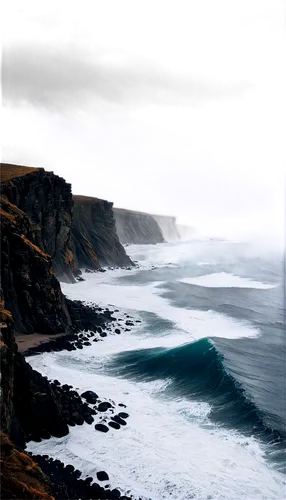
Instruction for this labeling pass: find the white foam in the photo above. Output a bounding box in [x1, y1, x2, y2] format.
[180, 272, 277, 289]
[27, 353, 286, 500]
[125, 237, 246, 257]
[62, 278, 259, 340]
[197, 262, 213, 266]
[134, 259, 180, 271]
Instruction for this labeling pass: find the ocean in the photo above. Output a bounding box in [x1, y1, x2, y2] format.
[27, 239, 286, 500]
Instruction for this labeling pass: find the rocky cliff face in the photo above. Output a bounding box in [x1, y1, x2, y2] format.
[71, 196, 134, 269]
[176, 224, 198, 240]
[1, 163, 77, 282]
[152, 214, 180, 242]
[113, 208, 165, 245]
[0, 432, 53, 500]
[0, 194, 72, 335]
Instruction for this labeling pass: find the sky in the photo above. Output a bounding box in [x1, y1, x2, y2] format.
[16, 110, 286, 243]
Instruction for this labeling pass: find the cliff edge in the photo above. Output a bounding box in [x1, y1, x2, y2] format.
[71, 196, 133, 270]
[113, 207, 165, 245]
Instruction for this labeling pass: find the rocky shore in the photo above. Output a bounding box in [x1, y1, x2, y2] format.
[0, 162, 197, 500]
[0, 163, 144, 499]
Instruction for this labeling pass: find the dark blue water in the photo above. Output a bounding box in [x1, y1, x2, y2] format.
[106, 241, 286, 473]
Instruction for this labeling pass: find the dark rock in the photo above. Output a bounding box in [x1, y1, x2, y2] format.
[112, 415, 127, 426]
[118, 403, 127, 408]
[99, 331, 107, 338]
[71, 196, 134, 271]
[115, 328, 121, 334]
[65, 464, 75, 473]
[71, 413, 84, 425]
[97, 402, 112, 412]
[84, 415, 94, 425]
[108, 421, 120, 430]
[94, 423, 109, 433]
[110, 488, 121, 498]
[74, 469, 82, 479]
[81, 390, 98, 404]
[118, 412, 129, 419]
[97, 471, 109, 481]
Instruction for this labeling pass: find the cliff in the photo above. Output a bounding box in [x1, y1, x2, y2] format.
[71, 196, 133, 269]
[113, 207, 165, 245]
[152, 214, 180, 242]
[1, 164, 76, 282]
[0, 163, 131, 448]
[176, 224, 198, 240]
[0, 164, 134, 279]
[0, 432, 53, 500]
[0, 194, 72, 335]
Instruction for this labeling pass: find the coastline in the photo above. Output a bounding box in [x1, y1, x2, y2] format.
[19, 299, 139, 499]
[16, 332, 69, 354]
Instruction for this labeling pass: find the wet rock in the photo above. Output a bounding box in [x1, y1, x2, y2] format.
[97, 402, 112, 412]
[65, 464, 75, 473]
[84, 415, 94, 425]
[108, 421, 120, 430]
[97, 471, 109, 481]
[110, 488, 121, 498]
[112, 415, 127, 426]
[81, 390, 98, 404]
[94, 423, 109, 433]
[118, 412, 129, 419]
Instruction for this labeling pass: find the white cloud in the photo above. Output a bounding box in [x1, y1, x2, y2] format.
[20, 110, 285, 242]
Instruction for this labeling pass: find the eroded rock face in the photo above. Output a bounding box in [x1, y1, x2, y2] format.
[0, 164, 77, 282]
[113, 207, 165, 245]
[0, 432, 53, 500]
[0, 195, 72, 335]
[71, 196, 134, 269]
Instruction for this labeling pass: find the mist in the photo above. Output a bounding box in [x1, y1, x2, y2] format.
[19, 110, 285, 240]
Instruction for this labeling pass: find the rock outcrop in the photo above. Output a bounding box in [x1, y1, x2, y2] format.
[113, 207, 165, 245]
[1, 163, 76, 282]
[0, 432, 53, 500]
[176, 224, 198, 240]
[0, 164, 133, 281]
[0, 194, 72, 335]
[71, 196, 133, 269]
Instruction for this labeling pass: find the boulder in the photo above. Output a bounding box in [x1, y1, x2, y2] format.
[94, 423, 109, 433]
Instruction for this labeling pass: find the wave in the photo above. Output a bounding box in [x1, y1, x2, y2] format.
[107, 338, 285, 451]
